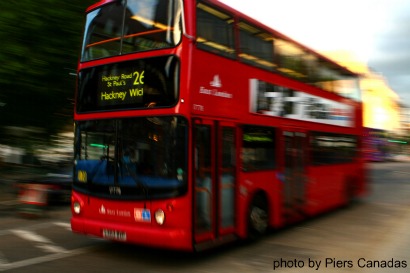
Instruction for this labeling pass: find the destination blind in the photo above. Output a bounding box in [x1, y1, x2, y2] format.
[76, 55, 180, 113]
[98, 69, 145, 106]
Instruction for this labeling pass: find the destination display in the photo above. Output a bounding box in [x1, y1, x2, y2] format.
[77, 56, 179, 113]
[98, 69, 145, 106]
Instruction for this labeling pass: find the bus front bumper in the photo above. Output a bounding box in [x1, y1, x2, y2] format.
[71, 217, 193, 251]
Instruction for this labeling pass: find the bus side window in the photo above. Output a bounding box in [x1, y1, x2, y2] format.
[196, 2, 235, 58]
[310, 132, 357, 165]
[242, 125, 276, 171]
[238, 20, 275, 71]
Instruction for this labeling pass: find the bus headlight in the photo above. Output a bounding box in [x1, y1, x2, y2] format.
[155, 209, 165, 225]
[73, 202, 81, 214]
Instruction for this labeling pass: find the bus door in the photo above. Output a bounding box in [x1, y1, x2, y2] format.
[193, 119, 236, 246]
[282, 130, 307, 221]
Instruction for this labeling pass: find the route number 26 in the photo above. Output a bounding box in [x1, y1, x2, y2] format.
[133, 71, 145, 85]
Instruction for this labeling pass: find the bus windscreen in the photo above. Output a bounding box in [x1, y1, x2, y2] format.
[73, 116, 188, 199]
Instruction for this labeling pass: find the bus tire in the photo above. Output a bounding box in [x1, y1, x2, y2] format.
[247, 193, 269, 240]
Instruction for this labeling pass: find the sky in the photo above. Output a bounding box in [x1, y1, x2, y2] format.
[219, 0, 410, 104]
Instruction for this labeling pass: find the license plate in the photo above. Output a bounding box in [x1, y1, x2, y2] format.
[102, 229, 127, 241]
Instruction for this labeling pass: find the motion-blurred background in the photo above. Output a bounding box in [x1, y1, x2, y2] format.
[0, 1, 95, 168]
[0, 0, 409, 170]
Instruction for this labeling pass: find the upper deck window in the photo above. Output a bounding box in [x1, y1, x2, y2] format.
[193, 2, 360, 101]
[196, 2, 235, 58]
[81, 0, 183, 62]
[274, 38, 361, 100]
[238, 21, 275, 71]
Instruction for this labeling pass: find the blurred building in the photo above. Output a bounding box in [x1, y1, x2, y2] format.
[322, 51, 402, 129]
[399, 103, 410, 135]
[323, 51, 408, 158]
[361, 71, 401, 132]
[399, 103, 410, 156]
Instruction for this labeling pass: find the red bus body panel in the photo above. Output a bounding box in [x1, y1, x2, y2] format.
[72, 0, 367, 250]
[71, 191, 193, 251]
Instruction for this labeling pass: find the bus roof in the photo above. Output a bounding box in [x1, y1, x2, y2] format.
[205, 0, 357, 78]
[84, 0, 357, 78]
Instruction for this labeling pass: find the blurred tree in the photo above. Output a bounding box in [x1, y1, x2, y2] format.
[0, 0, 96, 144]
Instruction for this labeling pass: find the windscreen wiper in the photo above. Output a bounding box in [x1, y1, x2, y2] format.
[121, 159, 150, 202]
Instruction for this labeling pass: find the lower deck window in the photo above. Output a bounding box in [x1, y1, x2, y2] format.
[242, 125, 276, 171]
[311, 132, 357, 165]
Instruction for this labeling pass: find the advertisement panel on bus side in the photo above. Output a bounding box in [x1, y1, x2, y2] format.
[249, 79, 354, 127]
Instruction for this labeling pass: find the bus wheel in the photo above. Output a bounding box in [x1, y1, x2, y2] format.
[248, 194, 268, 239]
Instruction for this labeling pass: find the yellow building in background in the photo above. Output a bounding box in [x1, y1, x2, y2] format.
[361, 73, 400, 132]
[323, 51, 401, 133]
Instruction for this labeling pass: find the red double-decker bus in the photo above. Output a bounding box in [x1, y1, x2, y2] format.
[71, 0, 367, 251]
